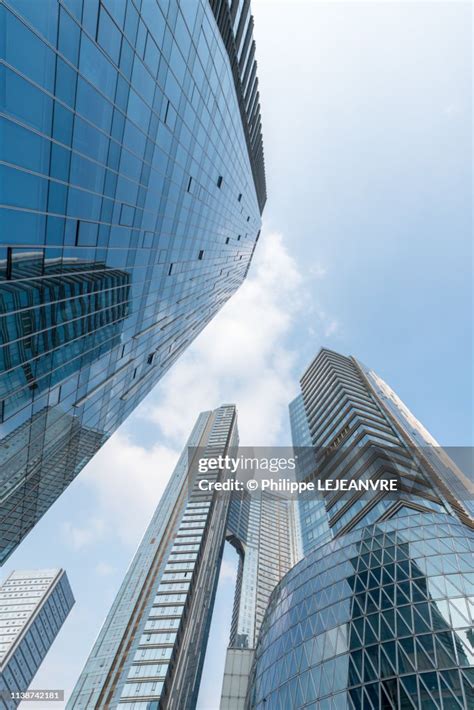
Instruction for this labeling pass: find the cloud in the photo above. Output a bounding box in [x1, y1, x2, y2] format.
[306, 301, 341, 342]
[219, 558, 237, 584]
[62, 517, 106, 550]
[95, 561, 116, 576]
[324, 318, 339, 337]
[69, 433, 180, 548]
[140, 231, 305, 447]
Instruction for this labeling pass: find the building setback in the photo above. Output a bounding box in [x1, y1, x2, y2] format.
[0, 569, 74, 709]
[0, 0, 266, 562]
[247, 348, 474, 709]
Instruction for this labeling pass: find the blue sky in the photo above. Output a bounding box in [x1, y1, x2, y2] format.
[9, 1, 472, 708]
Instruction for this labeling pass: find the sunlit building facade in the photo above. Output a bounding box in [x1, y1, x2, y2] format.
[70, 407, 300, 710]
[0, 569, 74, 709]
[247, 349, 474, 709]
[221, 490, 300, 709]
[69, 405, 239, 709]
[0, 0, 266, 561]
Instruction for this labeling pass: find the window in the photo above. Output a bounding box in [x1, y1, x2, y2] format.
[75, 220, 98, 246]
[238, 193, 242, 202]
[225, 238, 230, 244]
[120, 204, 135, 226]
[217, 175, 223, 188]
[198, 250, 204, 260]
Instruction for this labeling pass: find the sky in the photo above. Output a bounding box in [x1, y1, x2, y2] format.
[7, 1, 472, 708]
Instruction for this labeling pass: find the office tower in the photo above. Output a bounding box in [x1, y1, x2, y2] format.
[293, 349, 473, 556]
[0, 0, 266, 561]
[221, 490, 300, 710]
[68, 405, 239, 709]
[0, 569, 74, 709]
[69, 408, 299, 710]
[247, 349, 474, 709]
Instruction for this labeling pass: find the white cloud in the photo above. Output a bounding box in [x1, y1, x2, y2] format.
[62, 517, 106, 551]
[95, 561, 116, 576]
[69, 433, 180, 548]
[324, 318, 339, 337]
[219, 558, 237, 584]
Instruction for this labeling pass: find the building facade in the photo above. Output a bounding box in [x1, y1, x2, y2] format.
[0, 569, 74, 709]
[0, 0, 266, 561]
[221, 490, 300, 709]
[247, 349, 474, 709]
[68, 405, 239, 709]
[69, 407, 300, 710]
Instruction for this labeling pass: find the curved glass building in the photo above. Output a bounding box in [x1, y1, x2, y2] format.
[248, 512, 474, 710]
[0, 0, 265, 562]
[248, 349, 474, 709]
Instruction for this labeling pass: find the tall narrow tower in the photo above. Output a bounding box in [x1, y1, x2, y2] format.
[68, 405, 239, 709]
[221, 490, 300, 710]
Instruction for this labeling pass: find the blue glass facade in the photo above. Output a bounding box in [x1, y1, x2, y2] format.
[0, 569, 74, 709]
[290, 393, 331, 556]
[68, 405, 240, 709]
[292, 349, 473, 553]
[246, 350, 474, 709]
[248, 513, 474, 710]
[0, 0, 266, 561]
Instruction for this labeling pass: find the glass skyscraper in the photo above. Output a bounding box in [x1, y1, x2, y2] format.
[69, 405, 239, 709]
[0, 0, 266, 562]
[0, 568, 74, 709]
[69, 407, 299, 710]
[221, 488, 300, 709]
[247, 348, 474, 709]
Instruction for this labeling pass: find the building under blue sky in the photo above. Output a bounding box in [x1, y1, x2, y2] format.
[0, 1, 471, 708]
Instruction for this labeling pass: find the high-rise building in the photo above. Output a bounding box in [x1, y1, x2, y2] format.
[293, 348, 473, 556]
[221, 490, 300, 710]
[247, 348, 474, 709]
[0, 569, 74, 709]
[69, 407, 299, 710]
[0, 0, 266, 561]
[68, 405, 239, 709]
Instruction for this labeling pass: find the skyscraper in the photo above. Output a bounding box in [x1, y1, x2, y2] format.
[69, 405, 239, 709]
[221, 489, 300, 709]
[0, 569, 74, 709]
[293, 348, 473, 557]
[247, 348, 474, 709]
[69, 408, 299, 709]
[0, 0, 266, 561]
